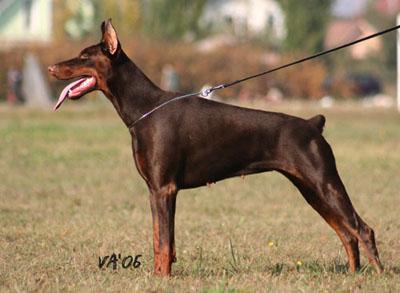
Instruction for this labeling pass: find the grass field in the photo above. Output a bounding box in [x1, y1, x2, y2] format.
[1, 100, 399, 292]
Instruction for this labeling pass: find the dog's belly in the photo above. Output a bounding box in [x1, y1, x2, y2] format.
[178, 136, 277, 189]
[179, 162, 275, 189]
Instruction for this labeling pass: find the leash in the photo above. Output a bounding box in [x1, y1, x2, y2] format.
[129, 24, 400, 128]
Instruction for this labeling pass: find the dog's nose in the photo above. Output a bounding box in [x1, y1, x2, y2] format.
[48, 65, 57, 73]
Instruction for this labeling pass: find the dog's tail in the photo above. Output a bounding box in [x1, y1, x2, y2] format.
[308, 114, 326, 134]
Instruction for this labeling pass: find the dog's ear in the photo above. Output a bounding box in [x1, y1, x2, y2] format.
[101, 19, 119, 55]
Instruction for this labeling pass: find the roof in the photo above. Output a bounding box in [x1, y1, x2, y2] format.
[325, 19, 377, 48]
[376, 0, 400, 15]
[324, 19, 382, 59]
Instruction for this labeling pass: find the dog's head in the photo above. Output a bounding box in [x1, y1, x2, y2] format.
[48, 19, 121, 110]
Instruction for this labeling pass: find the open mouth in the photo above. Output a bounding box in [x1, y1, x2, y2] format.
[53, 76, 96, 111]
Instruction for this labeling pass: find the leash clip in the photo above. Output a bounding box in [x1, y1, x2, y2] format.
[200, 84, 225, 98]
[200, 87, 213, 98]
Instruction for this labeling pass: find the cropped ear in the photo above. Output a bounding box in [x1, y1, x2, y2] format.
[101, 19, 119, 55]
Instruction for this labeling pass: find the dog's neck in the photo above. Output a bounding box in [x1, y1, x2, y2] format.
[102, 50, 166, 127]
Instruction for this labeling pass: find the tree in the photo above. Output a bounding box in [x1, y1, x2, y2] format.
[141, 0, 208, 40]
[279, 0, 333, 53]
[95, 0, 141, 37]
[364, 3, 397, 72]
[52, 0, 141, 41]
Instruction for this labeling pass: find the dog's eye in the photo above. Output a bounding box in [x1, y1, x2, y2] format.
[80, 53, 89, 59]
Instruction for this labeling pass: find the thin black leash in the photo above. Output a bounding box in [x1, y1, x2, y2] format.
[129, 24, 400, 128]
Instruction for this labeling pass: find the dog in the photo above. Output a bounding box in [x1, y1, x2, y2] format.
[48, 19, 383, 276]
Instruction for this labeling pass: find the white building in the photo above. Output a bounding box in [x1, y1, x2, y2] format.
[200, 0, 286, 40]
[0, 0, 53, 46]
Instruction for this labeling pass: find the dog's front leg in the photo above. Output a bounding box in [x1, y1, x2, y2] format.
[149, 183, 178, 276]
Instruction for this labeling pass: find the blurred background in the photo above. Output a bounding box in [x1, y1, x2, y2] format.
[0, 0, 399, 107]
[1, 3, 400, 290]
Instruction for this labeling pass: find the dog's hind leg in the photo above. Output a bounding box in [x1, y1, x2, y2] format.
[283, 172, 361, 272]
[345, 211, 383, 273]
[280, 137, 383, 273]
[149, 183, 178, 276]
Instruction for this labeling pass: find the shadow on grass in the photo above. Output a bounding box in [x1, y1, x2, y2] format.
[386, 266, 400, 275]
[171, 245, 398, 278]
[173, 261, 351, 278]
[269, 261, 400, 277]
[268, 261, 397, 276]
[173, 261, 400, 279]
[261, 260, 349, 277]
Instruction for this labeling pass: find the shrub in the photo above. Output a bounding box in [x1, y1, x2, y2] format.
[0, 38, 329, 102]
[275, 53, 327, 99]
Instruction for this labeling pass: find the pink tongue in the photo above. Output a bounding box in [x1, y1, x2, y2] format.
[53, 78, 87, 111]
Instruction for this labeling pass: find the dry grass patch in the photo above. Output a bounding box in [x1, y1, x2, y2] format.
[1, 101, 399, 291]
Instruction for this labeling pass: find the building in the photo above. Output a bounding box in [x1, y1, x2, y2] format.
[376, 0, 400, 15]
[199, 0, 285, 40]
[0, 0, 52, 47]
[325, 19, 382, 59]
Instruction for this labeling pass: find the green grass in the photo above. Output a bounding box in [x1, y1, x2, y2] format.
[1, 101, 400, 292]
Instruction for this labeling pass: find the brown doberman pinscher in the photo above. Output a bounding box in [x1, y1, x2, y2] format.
[48, 19, 383, 276]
